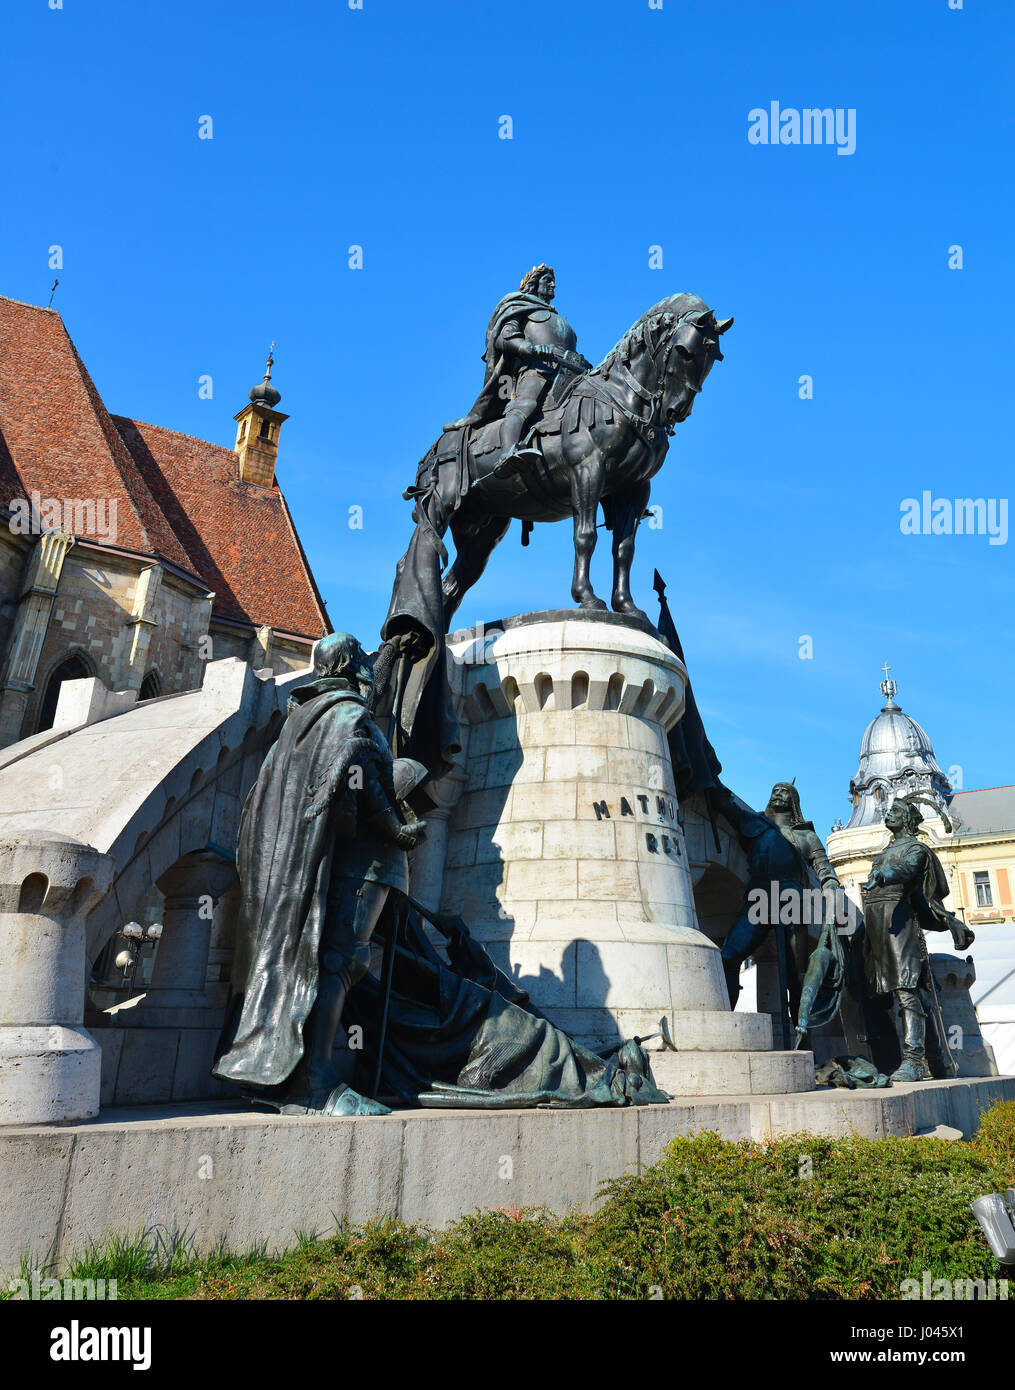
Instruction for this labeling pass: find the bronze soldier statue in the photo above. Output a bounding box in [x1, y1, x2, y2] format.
[447, 263, 591, 478]
[715, 781, 842, 1025]
[860, 796, 973, 1082]
[213, 632, 426, 1116]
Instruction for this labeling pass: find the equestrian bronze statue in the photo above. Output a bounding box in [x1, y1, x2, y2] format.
[383, 279, 732, 663]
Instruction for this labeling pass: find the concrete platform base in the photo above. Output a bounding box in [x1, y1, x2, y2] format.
[3, 1076, 1013, 1274]
[651, 1048, 815, 1095]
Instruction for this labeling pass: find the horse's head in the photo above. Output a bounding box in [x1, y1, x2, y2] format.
[599, 293, 732, 430]
[660, 299, 733, 426]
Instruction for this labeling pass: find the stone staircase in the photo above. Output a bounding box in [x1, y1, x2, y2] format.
[647, 1009, 815, 1096]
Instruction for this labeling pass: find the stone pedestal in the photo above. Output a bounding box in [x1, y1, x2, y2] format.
[434, 611, 812, 1094]
[0, 833, 113, 1125]
[931, 953, 998, 1078]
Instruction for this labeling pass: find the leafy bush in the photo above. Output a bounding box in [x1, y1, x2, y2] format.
[588, 1126, 1008, 1298]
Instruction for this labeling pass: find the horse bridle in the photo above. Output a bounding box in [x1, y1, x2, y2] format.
[572, 310, 715, 445]
[571, 370, 665, 446]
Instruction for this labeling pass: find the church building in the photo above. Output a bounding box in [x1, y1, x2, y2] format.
[0, 294, 329, 748]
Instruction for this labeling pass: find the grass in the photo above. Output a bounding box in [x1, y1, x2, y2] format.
[6, 1101, 1015, 1301]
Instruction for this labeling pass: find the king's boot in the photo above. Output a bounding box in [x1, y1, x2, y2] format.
[891, 994, 929, 1083]
[491, 404, 541, 479]
[279, 934, 391, 1117]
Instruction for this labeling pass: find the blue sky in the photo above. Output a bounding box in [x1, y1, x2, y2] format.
[3, 0, 1012, 833]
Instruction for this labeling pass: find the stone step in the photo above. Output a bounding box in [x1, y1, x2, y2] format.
[649, 1048, 815, 1097]
[658, 1010, 774, 1053]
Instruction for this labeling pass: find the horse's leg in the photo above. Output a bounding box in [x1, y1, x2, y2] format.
[569, 457, 608, 611]
[610, 481, 651, 620]
[443, 515, 511, 628]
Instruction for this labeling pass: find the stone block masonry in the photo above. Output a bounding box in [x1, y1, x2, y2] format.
[4, 1077, 1013, 1275]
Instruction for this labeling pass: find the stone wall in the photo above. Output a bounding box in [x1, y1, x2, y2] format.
[0, 657, 307, 1124]
[6, 1075, 1015, 1274]
[0, 525, 316, 747]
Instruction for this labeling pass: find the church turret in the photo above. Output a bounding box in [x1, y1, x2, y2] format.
[233, 344, 289, 487]
[845, 665, 952, 829]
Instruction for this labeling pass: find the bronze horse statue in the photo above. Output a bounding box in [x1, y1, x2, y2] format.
[385, 293, 731, 650]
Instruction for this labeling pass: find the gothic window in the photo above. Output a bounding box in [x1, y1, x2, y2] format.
[974, 871, 993, 908]
[37, 654, 92, 732]
[139, 671, 162, 702]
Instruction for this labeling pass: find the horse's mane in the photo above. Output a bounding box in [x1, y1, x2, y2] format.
[594, 292, 710, 374]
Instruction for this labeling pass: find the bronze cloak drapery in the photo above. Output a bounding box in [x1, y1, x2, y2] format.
[213, 681, 381, 1089]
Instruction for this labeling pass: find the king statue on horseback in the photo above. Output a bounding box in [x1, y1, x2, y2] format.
[378, 268, 732, 774]
[446, 264, 592, 480]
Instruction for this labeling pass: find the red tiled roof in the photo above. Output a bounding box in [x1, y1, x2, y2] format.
[0, 295, 326, 639]
[113, 417, 326, 635]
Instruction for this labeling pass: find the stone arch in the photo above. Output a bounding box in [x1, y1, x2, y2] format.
[139, 669, 163, 701]
[34, 647, 98, 734]
[0, 660, 310, 1113]
[693, 862, 746, 947]
[85, 719, 275, 967]
[604, 672, 625, 711]
[570, 670, 590, 710]
[18, 871, 48, 913]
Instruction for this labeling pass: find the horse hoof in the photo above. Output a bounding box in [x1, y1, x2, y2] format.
[613, 603, 647, 622]
[577, 597, 608, 612]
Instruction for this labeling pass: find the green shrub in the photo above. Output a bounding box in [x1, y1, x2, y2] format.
[971, 1099, 1015, 1169]
[589, 1128, 1006, 1298]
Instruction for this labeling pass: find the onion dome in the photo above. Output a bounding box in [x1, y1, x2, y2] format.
[845, 666, 952, 828]
[249, 343, 281, 409]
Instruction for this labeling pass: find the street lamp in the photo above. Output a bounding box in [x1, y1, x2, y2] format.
[113, 920, 164, 1002]
[971, 1191, 1015, 1272]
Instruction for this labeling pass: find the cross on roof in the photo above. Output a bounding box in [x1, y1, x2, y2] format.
[880, 661, 898, 704]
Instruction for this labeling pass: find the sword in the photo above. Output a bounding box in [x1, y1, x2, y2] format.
[924, 973, 958, 1078]
[774, 921, 793, 1050]
[371, 901, 403, 1099]
[552, 347, 592, 374]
